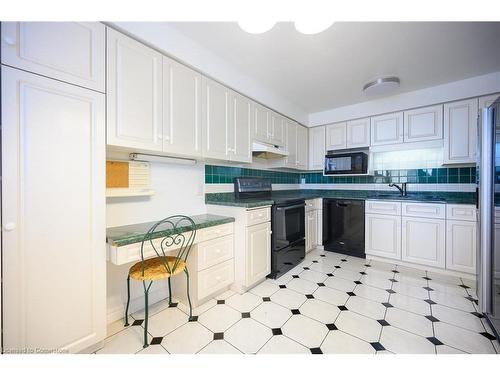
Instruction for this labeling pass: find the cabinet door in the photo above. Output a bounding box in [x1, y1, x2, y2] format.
[402, 217, 445, 268]
[370, 112, 404, 146]
[246, 222, 271, 286]
[107, 28, 162, 151]
[446, 220, 476, 274]
[443, 99, 478, 164]
[269, 111, 285, 147]
[306, 211, 317, 253]
[326, 122, 347, 150]
[253, 103, 270, 143]
[229, 91, 252, 163]
[365, 214, 402, 260]
[479, 94, 500, 129]
[163, 56, 202, 157]
[285, 120, 298, 167]
[309, 126, 326, 170]
[1, 66, 106, 353]
[404, 105, 443, 142]
[202, 77, 230, 161]
[1, 22, 105, 92]
[296, 125, 309, 170]
[346, 117, 370, 148]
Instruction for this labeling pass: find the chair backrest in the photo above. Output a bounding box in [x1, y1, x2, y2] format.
[139, 215, 197, 276]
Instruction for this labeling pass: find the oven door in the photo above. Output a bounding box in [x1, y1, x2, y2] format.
[272, 202, 305, 251]
[324, 152, 367, 175]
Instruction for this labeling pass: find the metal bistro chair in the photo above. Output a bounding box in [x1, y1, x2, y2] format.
[124, 215, 197, 348]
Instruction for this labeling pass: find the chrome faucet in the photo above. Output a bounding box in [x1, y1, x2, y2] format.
[389, 182, 407, 197]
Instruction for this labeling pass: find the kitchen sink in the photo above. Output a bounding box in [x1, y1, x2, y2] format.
[371, 193, 445, 202]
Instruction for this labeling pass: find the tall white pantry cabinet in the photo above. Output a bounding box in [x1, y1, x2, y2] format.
[1, 22, 106, 353]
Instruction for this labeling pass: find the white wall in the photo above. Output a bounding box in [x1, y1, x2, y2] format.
[109, 22, 308, 125]
[309, 71, 500, 126]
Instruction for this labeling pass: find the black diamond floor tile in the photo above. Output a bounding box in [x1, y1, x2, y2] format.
[338, 305, 348, 311]
[169, 302, 179, 308]
[382, 302, 393, 308]
[326, 273, 334, 277]
[214, 332, 224, 340]
[310, 347, 323, 354]
[334, 266, 341, 269]
[262, 297, 271, 302]
[217, 300, 225, 304]
[427, 337, 444, 345]
[242, 312, 251, 318]
[320, 254, 326, 257]
[317, 283, 326, 287]
[303, 267, 310, 270]
[292, 275, 300, 278]
[479, 332, 496, 340]
[459, 284, 471, 289]
[188, 316, 198, 322]
[360, 271, 367, 275]
[377, 319, 390, 326]
[279, 284, 287, 289]
[131, 319, 144, 326]
[365, 264, 371, 267]
[341, 259, 347, 262]
[370, 342, 385, 351]
[424, 299, 436, 305]
[423, 276, 432, 281]
[392, 270, 399, 273]
[305, 294, 315, 299]
[312, 260, 319, 263]
[291, 309, 301, 315]
[425, 315, 439, 322]
[272, 328, 283, 335]
[470, 312, 484, 319]
[389, 279, 398, 282]
[326, 323, 338, 330]
[386, 289, 396, 294]
[354, 281, 362, 285]
[423, 287, 434, 291]
[150, 337, 163, 345]
[347, 292, 356, 296]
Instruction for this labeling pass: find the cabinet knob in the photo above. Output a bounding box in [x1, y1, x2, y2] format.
[3, 36, 16, 46]
[4, 222, 16, 231]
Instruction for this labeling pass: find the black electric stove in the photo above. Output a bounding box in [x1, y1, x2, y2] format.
[234, 177, 305, 279]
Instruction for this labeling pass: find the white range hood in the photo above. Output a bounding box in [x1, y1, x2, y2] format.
[251, 141, 289, 159]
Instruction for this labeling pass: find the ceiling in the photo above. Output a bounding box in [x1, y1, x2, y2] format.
[167, 22, 500, 114]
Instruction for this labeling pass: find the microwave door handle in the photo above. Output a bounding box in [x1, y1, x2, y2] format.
[276, 203, 306, 211]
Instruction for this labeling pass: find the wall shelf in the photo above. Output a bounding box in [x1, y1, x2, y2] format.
[106, 188, 155, 198]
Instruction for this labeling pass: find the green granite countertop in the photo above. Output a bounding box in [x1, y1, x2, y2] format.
[205, 189, 476, 208]
[107, 214, 235, 247]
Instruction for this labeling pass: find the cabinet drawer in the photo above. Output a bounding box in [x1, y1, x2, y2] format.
[197, 223, 234, 242]
[306, 198, 322, 212]
[446, 204, 477, 222]
[197, 235, 234, 271]
[365, 200, 401, 215]
[198, 259, 234, 300]
[402, 202, 445, 219]
[246, 207, 271, 226]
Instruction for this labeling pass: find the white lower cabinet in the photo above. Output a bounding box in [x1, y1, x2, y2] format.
[1, 66, 106, 353]
[365, 213, 402, 260]
[402, 217, 446, 268]
[306, 210, 317, 253]
[306, 199, 322, 252]
[446, 220, 476, 274]
[246, 221, 271, 286]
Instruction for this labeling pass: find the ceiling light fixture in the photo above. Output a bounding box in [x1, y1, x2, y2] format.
[238, 20, 276, 34]
[363, 76, 401, 95]
[294, 20, 334, 35]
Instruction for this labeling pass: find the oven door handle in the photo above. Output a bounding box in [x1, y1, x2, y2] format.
[276, 203, 306, 211]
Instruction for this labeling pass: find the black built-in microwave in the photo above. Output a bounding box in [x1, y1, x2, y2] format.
[324, 151, 368, 175]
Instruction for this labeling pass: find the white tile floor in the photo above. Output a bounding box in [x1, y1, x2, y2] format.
[97, 249, 499, 354]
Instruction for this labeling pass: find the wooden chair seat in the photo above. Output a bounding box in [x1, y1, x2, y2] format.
[129, 256, 186, 281]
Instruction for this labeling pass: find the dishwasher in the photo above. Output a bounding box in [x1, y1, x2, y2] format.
[322, 199, 365, 258]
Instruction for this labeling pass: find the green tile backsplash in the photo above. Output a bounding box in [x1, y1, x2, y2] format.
[204, 165, 476, 185]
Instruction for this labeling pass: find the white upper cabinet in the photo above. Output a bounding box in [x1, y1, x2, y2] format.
[403, 104, 443, 142]
[107, 28, 163, 151]
[202, 77, 230, 160]
[253, 103, 270, 143]
[268, 111, 286, 147]
[285, 120, 298, 168]
[296, 125, 309, 170]
[370, 112, 404, 146]
[346, 117, 370, 148]
[162, 56, 202, 157]
[326, 122, 347, 150]
[1, 22, 105, 92]
[229, 91, 252, 163]
[443, 98, 478, 164]
[479, 93, 500, 128]
[2, 67, 106, 353]
[309, 126, 326, 170]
